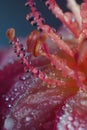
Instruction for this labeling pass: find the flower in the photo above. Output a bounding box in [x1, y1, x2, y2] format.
[1, 0, 87, 130]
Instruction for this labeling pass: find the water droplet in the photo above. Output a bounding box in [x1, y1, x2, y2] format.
[14, 88, 18, 92]
[32, 68, 38, 74]
[39, 73, 44, 80]
[43, 103, 48, 106]
[8, 104, 12, 108]
[11, 98, 14, 101]
[65, 103, 69, 108]
[25, 116, 31, 122]
[21, 76, 26, 81]
[25, 74, 29, 78]
[44, 75, 48, 79]
[4, 117, 15, 130]
[21, 85, 24, 89]
[5, 97, 9, 101]
[35, 78, 38, 82]
[67, 124, 74, 130]
[58, 67, 62, 71]
[73, 121, 79, 127]
[80, 100, 87, 106]
[72, 17, 76, 22]
[68, 116, 73, 121]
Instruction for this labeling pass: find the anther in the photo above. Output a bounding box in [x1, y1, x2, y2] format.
[6, 28, 15, 43]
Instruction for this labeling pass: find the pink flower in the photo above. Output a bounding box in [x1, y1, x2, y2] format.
[1, 0, 87, 130]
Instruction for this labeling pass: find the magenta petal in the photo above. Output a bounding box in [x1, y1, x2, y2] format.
[55, 90, 87, 130]
[0, 48, 78, 130]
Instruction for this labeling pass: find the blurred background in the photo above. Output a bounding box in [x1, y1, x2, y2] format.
[0, 0, 82, 47]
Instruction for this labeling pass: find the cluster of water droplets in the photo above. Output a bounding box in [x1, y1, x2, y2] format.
[56, 91, 87, 130]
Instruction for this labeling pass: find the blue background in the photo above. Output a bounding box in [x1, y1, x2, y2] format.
[0, 0, 82, 47]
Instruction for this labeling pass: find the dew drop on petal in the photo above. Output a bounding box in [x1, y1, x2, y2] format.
[5, 97, 9, 101]
[4, 117, 15, 130]
[25, 116, 31, 122]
